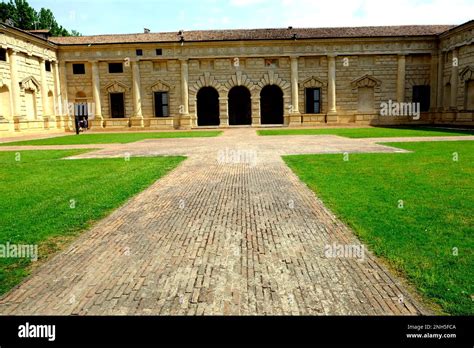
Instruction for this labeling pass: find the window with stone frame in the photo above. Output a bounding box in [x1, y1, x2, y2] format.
[412, 85, 430, 112]
[108, 62, 123, 74]
[110, 93, 125, 118]
[154, 92, 169, 117]
[466, 80, 474, 110]
[305, 88, 321, 113]
[72, 63, 85, 74]
[357, 87, 375, 112]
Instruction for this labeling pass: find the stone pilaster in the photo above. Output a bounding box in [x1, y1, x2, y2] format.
[436, 53, 444, 111]
[396, 54, 406, 103]
[9, 50, 21, 119]
[289, 56, 301, 126]
[131, 60, 144, 127]
[39, 58, 49, 119]
[251, 95, 261, 127]
[450, 49, 458, 110]
[53, 61, 62, 117]
[327, 54, 337, 122]
[91, 61, 104, 127]
[429, 54, 438, 112]
[180, 58, 191, 128]
[58, 61, 71, 130]
[219, 96, 229, 127]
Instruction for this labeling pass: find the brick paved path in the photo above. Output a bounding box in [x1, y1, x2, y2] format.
[0, 129, 443, 315]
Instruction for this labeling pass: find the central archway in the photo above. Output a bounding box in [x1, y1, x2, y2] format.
[197, 87, 220, 126]
[260, 85, 283, 124]
[228, 86, 251, 125]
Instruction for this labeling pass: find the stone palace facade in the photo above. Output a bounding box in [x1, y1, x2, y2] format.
[0, 20, 473, 134]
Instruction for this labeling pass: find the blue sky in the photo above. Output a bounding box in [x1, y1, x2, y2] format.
[24, 0, 474, 35]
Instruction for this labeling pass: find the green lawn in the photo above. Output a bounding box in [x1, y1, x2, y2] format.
[283, 141, 473, 315]
[258, 126, 474, 138]
[0, 131, 222, 146]
[0, 150, 185, 295]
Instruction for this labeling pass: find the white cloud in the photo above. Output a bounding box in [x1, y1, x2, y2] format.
[230, 0, 268, 7]
[277, 0, 473, 27]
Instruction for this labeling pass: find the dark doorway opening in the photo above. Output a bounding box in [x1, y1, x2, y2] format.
[197, 87, 220, 126]
[110, 93, 125, 118]
[412, 85, 431, 112]
[260, 85, 283, 124]
[228, 86, 252, 125]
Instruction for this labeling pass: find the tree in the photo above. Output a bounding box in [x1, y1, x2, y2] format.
[37, 8, 55, 31]
[10, 0, 38, 30]
[0, 0, 81, 36]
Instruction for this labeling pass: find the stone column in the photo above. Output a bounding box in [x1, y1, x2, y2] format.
[289, 56, 301, 126]
[91, 61, 104, 127]
[219, 96, 229, 127]
[53, 61, 62, 117]
[180, 58, 191, 128]
[131, 60, 144, 127]
[9, 49, 21, 119]
[396, 54, 406, 103]
[450, 49, 458, 110]
[327, 55, 337, 122]
[39, 58, 49, 119]
[436, 53, 444, 111]
[429, 54, 438, 112]
[58, 61, 71, 130]
[251, 94, 261, 127]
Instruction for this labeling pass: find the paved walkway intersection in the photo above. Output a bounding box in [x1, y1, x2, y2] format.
[2, 129, 460, 315]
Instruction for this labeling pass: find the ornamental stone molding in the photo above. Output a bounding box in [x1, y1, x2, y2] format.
[189, 72, 224, 97]
[105, 81, 130, 93]
[20, 76, 41, 91]
[256, 71, 291, 92]
[407, 78, 430, 88]
[302, 76, 327, 88]
[223, 71, 256, 94]
[460, 66, 474, 81]
[351, 74, 381, 88]
[150, 80, 172, 92]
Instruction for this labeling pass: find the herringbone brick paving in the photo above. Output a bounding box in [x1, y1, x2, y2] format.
[0, 129, 446, 315]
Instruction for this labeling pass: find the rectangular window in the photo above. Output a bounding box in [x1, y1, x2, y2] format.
[72, 63, 85, 74]
[45, 61, 51, 72]
[136, 49, 143, 56]
[154, 92, 169, 117]
[110, 93, 125, 118]
[305, 88, 321, 113]
[109, 62, 123, 73]
[156, 48, 162, 56]
[0, 48, 6, 62]
[412, 85, 430, 112]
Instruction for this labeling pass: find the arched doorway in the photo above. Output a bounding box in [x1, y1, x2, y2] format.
[260, 85, 283, 124]
[0, 86, 11, 120]
[197, 87, 220, 126]
[228, 86, 251, 125]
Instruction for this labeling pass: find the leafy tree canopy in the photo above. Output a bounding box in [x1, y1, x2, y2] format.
[0, 0, 81, 36]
